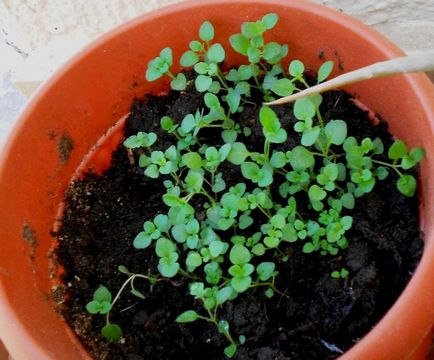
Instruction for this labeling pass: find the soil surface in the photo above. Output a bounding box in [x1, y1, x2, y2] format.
[55, 80, 423, 359]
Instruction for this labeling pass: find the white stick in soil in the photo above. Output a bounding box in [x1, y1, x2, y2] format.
[265, 51, 434, 106]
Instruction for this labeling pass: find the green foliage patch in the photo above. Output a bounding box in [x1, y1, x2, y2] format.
[87, 14, 425, 357]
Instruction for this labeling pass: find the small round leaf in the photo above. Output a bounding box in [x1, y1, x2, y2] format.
[101, 323, 123, 341]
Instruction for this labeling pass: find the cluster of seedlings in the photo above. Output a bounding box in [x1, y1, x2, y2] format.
[85, 14, 424, 357]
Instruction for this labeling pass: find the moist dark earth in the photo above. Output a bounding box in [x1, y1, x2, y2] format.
[55, 79, 423, 359]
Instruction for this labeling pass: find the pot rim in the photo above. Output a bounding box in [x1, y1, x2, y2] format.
[1, 1, 433, 359]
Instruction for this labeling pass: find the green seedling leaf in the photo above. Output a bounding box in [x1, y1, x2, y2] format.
[124, 132, 157, 149]
[189, 282, 205, 298]
[256, 262, 276, 281]
[180, 50, 199, 67]
[287, 146, 315, 171]
[235, 81, 251, 95]
[207, 43, 225, 63]
[317, 60, 334, 83]
[171, 73, 187, 91]
[209, 240, 226, 258]
[231, 276, 252, 293]
[239, 213, 253, 229]
[101, 323, 123, 341]
[226, 88, 241, 113]
[158, 259, 180, 278]
[199, 21, 215, 42]
[195, 62, 210, 75]
[270, 78, 295, 97]
[156, 238, 177, 257]
[186, 251, 203, 269]
[229, 244, 251, 265]
[118, 265, 131, 275]
[252, 243, 266, 256]
[376, 167, 389, 180]
[195, 75, 213, 92]
[262, 42, 280, 61]
[301, 126, 320, 147]
[331, 270, 340, 279]
[247, 46, 261, 63]
[133, 232, 152, 249]
[341, 268, 350, 278]
[163, 194, 186, 207]
[397, 175, 417, 197]
[388, 140, 408, 160]
[182, 152, 202, 169]
[204, 92, 220, 109]
[190, 40, 203, 51]
[294, 98, 315, 121]
[212, 173, 226, 193]
[289, 59, 305, 77]
[224, 344, 237, 358]
[270, 151, 287, 168]
[85, 301, 102, 314]
[229, 34, 249, 55]
[146, 65, 163, 82]
[259, 106, 287, 144]
[94, 286, 112, 303]
[265, 288, 274, 298]
[222, 129, 238, 144]
[176, 310, 199, 323]
[131, 289, 146, 300]
[341, 193, 355, 209]
[160, 116, 177, 133]
[185, 171, 204, 193]
[271, 214, 286, 229]
[262, 13, 279, 29]
[303, 242, 315, 253]
[159, 47, 173, 65]
[325, 120, 347, 145]
[410, 148, 426, 162]
[216, 286, 234, 305]
[227, 142, 250, 164]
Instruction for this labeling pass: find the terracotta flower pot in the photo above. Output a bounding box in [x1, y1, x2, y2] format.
[0, 0, 433, 359]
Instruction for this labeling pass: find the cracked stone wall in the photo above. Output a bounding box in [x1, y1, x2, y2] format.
[0, 0, 433, 144]
[1, 0, 433, 85]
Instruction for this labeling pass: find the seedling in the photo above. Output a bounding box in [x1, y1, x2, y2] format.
[87, 14, 426, 357]
[331, 267, 350, 279]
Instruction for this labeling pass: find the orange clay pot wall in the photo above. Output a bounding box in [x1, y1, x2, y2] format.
[0, 1, 433, 359]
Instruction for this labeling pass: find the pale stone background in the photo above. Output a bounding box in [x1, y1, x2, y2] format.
[0, 0, 433, 356]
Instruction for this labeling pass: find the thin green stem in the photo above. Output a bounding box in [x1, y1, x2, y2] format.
[178, 268, 200, 281]
[106, 274, 158, 324]
[171, 172, 181, 185]
[199, 189, 217, 206]
[372, 159, 404, 176]
[166, 71, 176, 80]
[249, 280, 288, 298]
[316, 108, 324, 128]
[335, 183, 346, 193]
[257, 205, 272, 219]
[264, 140, 271, 159]
[310, 151, 327, 158]
[203, 124, 225, 128]
[207, 314, 237, 345]
[298, 76, 310, 89]
[216, 68, 229, 90]
[254, 75, 267, 95]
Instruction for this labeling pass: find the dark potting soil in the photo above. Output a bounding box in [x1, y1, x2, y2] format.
[55, 80, 423, 360]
